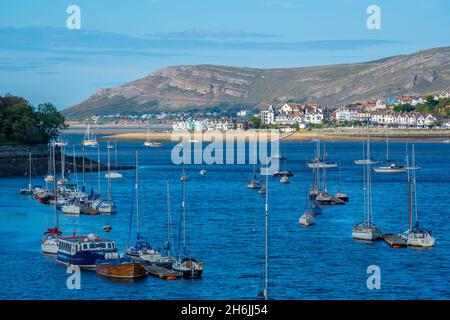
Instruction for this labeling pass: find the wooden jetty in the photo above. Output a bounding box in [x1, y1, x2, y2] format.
[142, 263, 182, 280]
[383, 234, 407, 248]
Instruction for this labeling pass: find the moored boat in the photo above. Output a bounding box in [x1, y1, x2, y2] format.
[57, 234, 117, 269]
[96, 257, 147, 279]
[299, 212, 315, 226]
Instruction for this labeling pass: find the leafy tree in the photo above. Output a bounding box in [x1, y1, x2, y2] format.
[0, 95, 66, 145]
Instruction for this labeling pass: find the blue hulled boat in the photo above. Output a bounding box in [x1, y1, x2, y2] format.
[57, 234, 117, 269]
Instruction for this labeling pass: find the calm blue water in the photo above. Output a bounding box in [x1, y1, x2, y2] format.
[0, 135, 449, 300]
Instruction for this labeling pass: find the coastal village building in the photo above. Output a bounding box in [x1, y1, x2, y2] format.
[260, 105, 275, 125]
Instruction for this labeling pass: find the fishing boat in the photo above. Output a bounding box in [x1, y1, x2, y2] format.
[373, 133, 406, 173]
[57, 234, 117, 269]
[352, 123, 382, 241]
[98, 144, 117, 214]
[82, 123, 98, 147]
[96, 256, 147, 279]
[199, 169, 207, 176]
[20, 152, 33, 195]
[399, 144, 435, 248]
[171, 172, 203, 279]
[315, 192, 345, 206]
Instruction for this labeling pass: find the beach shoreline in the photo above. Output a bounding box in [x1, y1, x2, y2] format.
[83, 128, 450, 143]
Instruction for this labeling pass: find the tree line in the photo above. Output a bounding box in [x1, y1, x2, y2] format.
[0, 94, 67, 145]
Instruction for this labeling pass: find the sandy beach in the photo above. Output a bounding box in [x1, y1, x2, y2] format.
[86, 128, 450, 143]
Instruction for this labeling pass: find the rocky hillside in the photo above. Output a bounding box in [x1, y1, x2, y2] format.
[63, 46, 450, 119]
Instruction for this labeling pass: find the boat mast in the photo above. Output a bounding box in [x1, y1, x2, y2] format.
[61, 147, 65, 183]
[107, 142, 111, 203]
[97, 146, 101, 197]
[386, 132, 390, 162]
[366, 121, 373, 224]
[135, 151, 139, 237]
[82, 146, 85, 192]
[406, 143, 412, 231]
[182, 173, 186, 256]
[53, 144, 59, 228]
[411, 144, 418, 225]
[166, 178, 173, 257]
[28, 152, 32, 190]
[264, 167, 269, 301]
[72, 145, 79, 189]
[114, 140, 118, 167]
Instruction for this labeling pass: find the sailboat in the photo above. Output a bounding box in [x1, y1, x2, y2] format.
[334, 163, 349, 202]
[62, 146, 81, 215]
[354, 126, 379, 165]
[126, 152, 162, 263]
[171, 171, 203, 278]
[352, 124, 382, 241]
[307, 139, 337, 169]
[300, 188, 316, 226]
[44, 145, 55, 183]
[144, 126, 162, 147]
[257, 168, 269, 300]
[247, 145, 261, 189]
[41, 144, 62, 254]
[98, 144, 117, 214]
[82, 123, 98, 147]
[373, 132, 406, 173]
[400, 144, 435, 248]
[105, 141, 122, 179]
[19, 152, 34, 195]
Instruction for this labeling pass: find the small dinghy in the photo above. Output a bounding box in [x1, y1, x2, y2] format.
[299, 212, 315, 226]
[96, 256, 147, 279]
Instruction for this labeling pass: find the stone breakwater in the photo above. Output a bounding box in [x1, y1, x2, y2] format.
[0, 145, 134, 178]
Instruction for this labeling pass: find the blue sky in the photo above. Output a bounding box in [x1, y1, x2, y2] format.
[0, 0, 449, 109]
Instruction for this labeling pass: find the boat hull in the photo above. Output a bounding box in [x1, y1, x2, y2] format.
[96, 262, 147, 279]
[352, 227, 382, 241]
[373, 167, 407, 173]
[57, 251, 107, 269]
[299, 213, 315, 226]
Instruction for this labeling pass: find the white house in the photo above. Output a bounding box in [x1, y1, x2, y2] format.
[261, 105, 275, 125]
[334, 108, 358, 122]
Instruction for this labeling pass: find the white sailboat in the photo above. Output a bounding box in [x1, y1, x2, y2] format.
[352, 122, 382, 241]
[82, 123, 98, 147]
[44, 145, 55, 183]
[41, 144, 61, 254]
[171, 170, 203, 278]
[105, 141, 122, 179]
[144, 126, 162, 147]
[258, 168, 269, 299]
[354, 126, 379, 165]
[248, 145, 261, 189]
[307, 140, 337, 168]
[400, 144, 435, 248]
[19, 152, 33, 195]
[373, 133, 406, 173]
[98, 144, 117, 214]
[126, 152, 163, 263]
